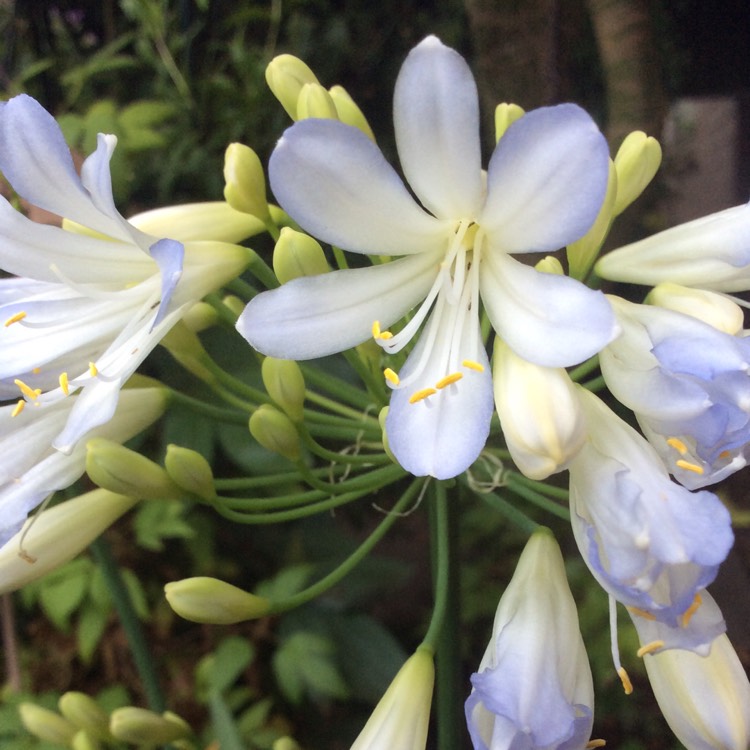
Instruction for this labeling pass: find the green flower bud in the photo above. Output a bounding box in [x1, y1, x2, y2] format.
[86, 438, 183, 500]
[223, 143, 271, 222]
[273, 738, 303, 750]
[566, 160, 617, 281]
[109, 707, 192, 745]
[273, 227, 330, 284]
[378, 406, 398, 466]
[165, 445, 215, 500]
[266, 54, 320, 120]
[160, 322, 217, 384]
[19, 703, 76, 745]
[645, 282, 744, 334]
[297, 82, 338, 120]
[71, 729, 102, 750]
[222, 294, 246, 318]
[329, 85, 375, 140]
[262, 357, 306, 422]
[59, 692, 112, 741]
[249, 405, 301, 461]
[534, 255, 564, 275]
[165, 576, 271, 624]
[181, 301, 219, 333]
[613, 130, 662, 216]
[0, 489, 139, 595]
[495, 103, 525, 142]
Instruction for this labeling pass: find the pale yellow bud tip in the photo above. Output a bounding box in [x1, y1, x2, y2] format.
[165, 576, 271, 624]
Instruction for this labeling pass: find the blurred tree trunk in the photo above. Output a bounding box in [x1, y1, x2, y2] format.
[586, 0, 666, 146]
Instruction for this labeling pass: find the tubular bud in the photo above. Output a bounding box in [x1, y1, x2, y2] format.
[164, 576, 271, 624]
[109, 707, 192, 745]
[86, 438, 183, 500]
[180, 301, 219, 333]
[494, 102, 525, 142]
[223, 143, 271, 222]
[329, 85, 375, 140]
[164, 445, 215, 500]
[262, 357, 306, 422]
[19, 704, 77, 745]
[613, 130, 662, 216]
[59, 692, 112, 742]
[266, 54, 320, 120]
[297, 82, 339, 120]
[72, 729, 102, 750]
[159, 322, 217, 384]
[249, 404, 301, 461]
[272, 227, 330, 284]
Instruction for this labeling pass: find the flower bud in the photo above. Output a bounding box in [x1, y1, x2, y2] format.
[164, 445, 215, 500]
[71, 729, 101, 750]
[109, 707, 192, 745]
[645, 282, 744, 335]
[351, 648, 435, 750]
[223, 143, 271, 222]
[494, 103, 525, 142]
[0, 489, 139, 595]
[160, 321, 217, 383]
[262, 357, 306, 422]
[296, 82, 339, 120]
[493, 339, 586, 479]
[181, 301, 219, 332]
[273, 738, 303, 750]
[128, 201, 266, 242]
[329, 85, 375, 140]
[273, 228, 330, 284]
[644, 633, 750, 750]
[19, 703, 77, 745]
[222, 294, 246, 318]
[566, 159, 617, 280]
[613, 130, 662, 216]
[534, 255, 564, 275]
[378, 406, 398, 467]
[86, 438, 183, 500]
[249, 405, 301, 461]
[164, 576, 271, 624]
[59, 692, 111, 741]
[266, 54, 320, 120]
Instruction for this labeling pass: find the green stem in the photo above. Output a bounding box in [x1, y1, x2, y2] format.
[503, 475, 570, 521]
[476, 489, 542, 532]
[304, 391, 380, 425]
[168, 389, 249, 425]
[505, 471, 570, 501]
[199, 355, 269, 405]
[226, 276, 258, 302]
[268, 479, 423, 613]
[89, 538, 165, 712]
[296, 461, 404, 495]
[421, 482, 449, 651]
[581, 374, 607, 392]
[247, 254, 280, 289]
[298, 424, 393, 466]
[568, 354, 600, 382]
[300, 363, 374, 411]
[214, 465, 349, 491]
[204, 292, 241, 327]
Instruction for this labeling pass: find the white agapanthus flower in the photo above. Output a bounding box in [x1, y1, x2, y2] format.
[238, 36, 617, 479]
[0, 95, 251, 452]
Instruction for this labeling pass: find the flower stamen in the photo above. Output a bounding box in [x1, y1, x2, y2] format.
[58, 372, 70, 396]
[586, 740, 607, 749]
[383, 368, 400, 385]
[626, 606, 656, 621]
[680, 592, 702, 627]
[409, 387, 437, 404]
[14, 378, 41, 401]
[666, 436, 688, 455]
[88, 362, 99, 377]
[636, 640, 665, 657]
[4, 311, 27, 327]
[435, 372, 463, 389]
[371, 320, 394, 340]
[618, 667, 633, 695]
[11, 399, 25, 418]
[675, 459, 704, 475]
[462, 359, 485, 372]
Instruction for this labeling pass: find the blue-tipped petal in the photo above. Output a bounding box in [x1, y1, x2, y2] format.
[480, 253, 618, 367]
[480, 104, 609, 253]
[393, 35, 483, 219]
[148, 238, 185, 330]
[269, 118, 449, 256]
[237, 251, 440, 360]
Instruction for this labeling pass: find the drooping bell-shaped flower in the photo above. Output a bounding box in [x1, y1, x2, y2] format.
[0, 95, 251, 451]
[600, 295, 750, 489]
[0, 386, 167, 547]
[465, 528, 595, 750]
[238, 36, 616, 479]
[568, 387, 734, 627]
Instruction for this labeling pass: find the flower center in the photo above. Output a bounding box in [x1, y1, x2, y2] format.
[372, 219, 486, 403]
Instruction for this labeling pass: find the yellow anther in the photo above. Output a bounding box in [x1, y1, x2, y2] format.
[371, 320, 394, 340]
[462, 359, 485, 372]
[14, 379, 39, 401]
[435, 372, 463, 389]
[676, 459, 704, 475]
[636, 640, 665, 658]
[626, 606, 656, 621]
[32, 367, 41, 374]
[586, 741, 607, 749]
[681, 592, 702, 628]
[88, 362, 99, 377]
[11, 399, 25, 418]
[666, 436, 688, 455]
[617, 666, 633, 695]
[719, 449, 732, 460]
[59, 372, 70, 396]
[4, 311, 27, 327]
[383, 368, 400, 386]
[409, 387, 437, 404]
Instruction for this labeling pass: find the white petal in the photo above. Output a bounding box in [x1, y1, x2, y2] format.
[393, 36, 483, 219]
[0, 95, 130, 241]
[269, 118, 449, 255]
[480, 104, 609, 253]
[386, 314, 494, 479]
[480, 254, 618, 367]
[237, 252, 441, 360]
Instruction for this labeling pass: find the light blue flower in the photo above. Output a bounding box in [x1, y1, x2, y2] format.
[465, 528, 595, 750]
[0, 95, 250, 451]
[569, 388, 733, 628]
[601, 296, 750, 489]
[238, 36, 615, 479]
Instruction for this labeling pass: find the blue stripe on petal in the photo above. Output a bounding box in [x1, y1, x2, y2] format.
[149, 238, 185, 330]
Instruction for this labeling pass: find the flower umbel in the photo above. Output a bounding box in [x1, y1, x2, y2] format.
[238, 35, 616, 479]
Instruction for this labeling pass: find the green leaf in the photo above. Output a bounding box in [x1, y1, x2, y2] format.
[120, 100, 175, 129]
[207, 688, 245, 750]
[77, 605, 110, 664]
[207, 636, 255, 695]
[256, 564, 314, 601]
[133, 499, 195, 552]
[120, 568, 150, 620]
[272, 631, 349, 705]
[37, 559, 91, 631]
